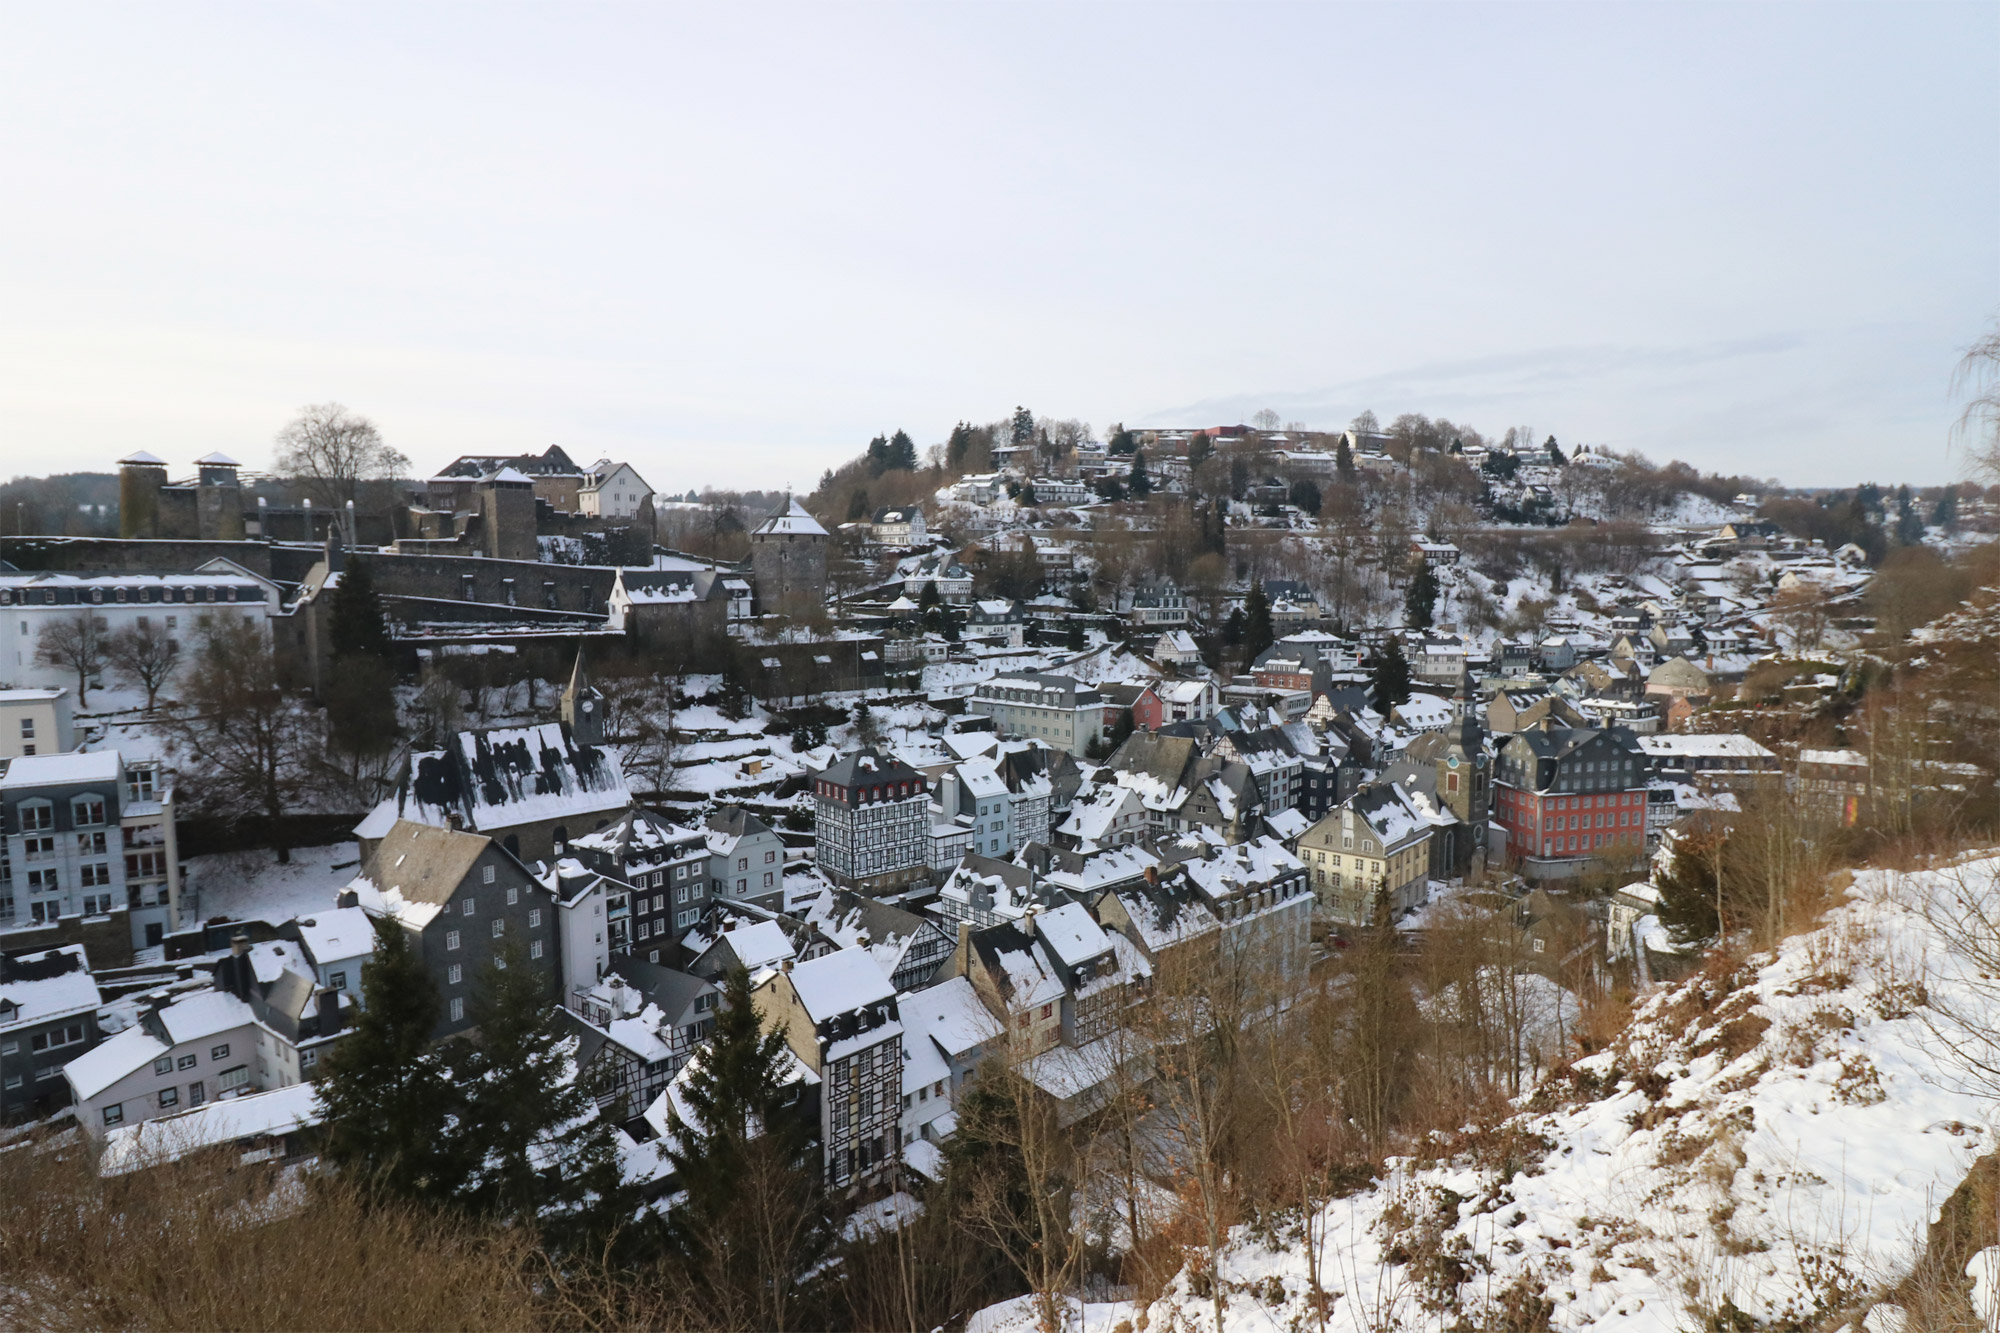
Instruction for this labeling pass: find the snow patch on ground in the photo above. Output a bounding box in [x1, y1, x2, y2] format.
[972, 856, 2000, 1331]
[183, 841, 359, 926]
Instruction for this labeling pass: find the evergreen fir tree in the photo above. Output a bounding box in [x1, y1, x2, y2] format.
[1335, 436, 1358, 483]
[1894, 484, 1924, 546]
[662, 968, 829, 1331]
[1065, 618, 1085, 652]
[1933, 484, 1960, 531]
[452, 945, 638, 1253]
[865, 434, 891, 477]
[1370, 637, 1412, 713]
[1289, 479, 1322, 515]
[1187, 435, 1214, 469]
[888, 429, 918, 471]
[327, 560, 394, 663]
[1222, 606, 1244, 647]
[1108, 425, 1136, 456]
[945, 422, 972, 472]
[847, 488, 870, 521]
[1545, 436, 1566, 466]
[1127, 449, 1151, 497]
[918, 579, 941, 614]
[1011, 406, 1035, 446]
[315, 919, 468, 1205]
[1243, 582, 1275, 662]
[1404, 558, 1440, 630]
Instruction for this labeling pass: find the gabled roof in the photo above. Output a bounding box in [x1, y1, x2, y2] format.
[786, 948, 895, 1023]
[817, 747, 922, 789]
[754, 499, 828, 538]
[359, 722, 630, 839]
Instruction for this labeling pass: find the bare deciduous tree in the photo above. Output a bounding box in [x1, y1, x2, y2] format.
[34, 611, 108, 705]
[274, 402, 410, 511]
[1955, 326, 2000, 483]
[161, 614, 318, 864]
[103, 618, 181, 712]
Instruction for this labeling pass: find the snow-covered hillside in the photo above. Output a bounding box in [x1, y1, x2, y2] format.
[974, 857, 2000, 1331]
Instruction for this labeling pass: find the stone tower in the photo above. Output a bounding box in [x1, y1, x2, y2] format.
[748, 498, 829, 615]
[560, 647, 605, 747]
[1438, 665, 1491, 876]
[476, 467, 538, 562]
[194, 452, 245, 540]
[118, 452, 169, 538]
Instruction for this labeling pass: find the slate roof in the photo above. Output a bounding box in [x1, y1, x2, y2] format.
[358, 722, 629, 839]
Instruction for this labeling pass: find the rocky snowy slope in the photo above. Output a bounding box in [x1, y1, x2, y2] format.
[974, 857, 2000, 1331]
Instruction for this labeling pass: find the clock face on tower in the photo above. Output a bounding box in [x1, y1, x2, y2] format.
[582, 701, 595, 713]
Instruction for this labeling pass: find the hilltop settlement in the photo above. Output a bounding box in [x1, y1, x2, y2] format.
[3, 408, 1997, 1327]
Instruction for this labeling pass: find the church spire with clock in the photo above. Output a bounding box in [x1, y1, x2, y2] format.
[561, 645, 605, 747]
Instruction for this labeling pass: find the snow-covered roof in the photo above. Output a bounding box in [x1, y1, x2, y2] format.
[118, 450, 167, 465]
[1636, 734, 1776, 760]
[0, 945, 100, 1030]
[1032, 901, 1112, 969]
[1799, 748, 1868, 767]
[899, 975, 1001, 1059]
[487, 465, 533, 483]
[0, 750, 120, 789]
[754, 499, 828, 538]
[786, 948, 895, 1023]
[99, 1082, 322, 1176]
[193, 451, 240, 466]
[721, 921, 796, 972]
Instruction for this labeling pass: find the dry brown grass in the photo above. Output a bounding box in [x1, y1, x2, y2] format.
[0, 1132, 671, 1332]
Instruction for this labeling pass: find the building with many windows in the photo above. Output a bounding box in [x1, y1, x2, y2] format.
[0, 943, 101, 1119]
[0, 560, 281, 693]
[812, 750, 932, 894]
[1493, 726, 1649, 879]
[344, 819, 562, 1039]
[1, 750, 180, 949]
[967, 673, 1106, 755]
[754, 949, 904, 1190]
[568, 808, 712, 952]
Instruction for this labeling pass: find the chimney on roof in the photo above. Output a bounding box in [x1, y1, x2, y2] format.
[781, 956, 794, 975]
[446, 811, 464, 831]
[337, 889, 359, 909]
[1021, 903, 1038, 936]
[1144, 864, 1159, 886]
[230, 932, 250, 957]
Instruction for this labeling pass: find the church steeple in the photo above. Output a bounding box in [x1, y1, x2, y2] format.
[561, 645, 605, 746]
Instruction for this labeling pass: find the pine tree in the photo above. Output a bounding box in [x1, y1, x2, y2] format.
[918, 579, 941, 614]
[1065, 618, 1086, 652]
[1933, 484, 1960, 531]
[661, 968, 829, 1331]
[327, 559, 393, 663]
[1108, 425, 1136, 456]
[1128, 449, 1151, 497]
[1222, 606, 1244, 647]
[451, 945, 638, 1253]
[1011, 406, 1035, 446]
[847, 487, 871, 521]
[1289, 479, 1322, 515]
[1405, 558, 1440, 630]
[1243, 582, 1275, 662]
[1370, 637, 1412, 713]
[1188, 434, 1214, 469]
[888, 429, 918, 471]
[1545, 436, 1566, 466]
[1894, 484, 1924, 546]
[865, 434, 891, 477]
[1335, 436, 1358, 483]
[316, 919, 468, 1205]
[945, 422, 972, 472]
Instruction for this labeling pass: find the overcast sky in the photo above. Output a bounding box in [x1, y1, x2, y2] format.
[0, 3, 1994, 490]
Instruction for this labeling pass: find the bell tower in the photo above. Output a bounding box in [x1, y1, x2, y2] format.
[1439, 665, 1490, 876]
[561, 646, 605, 747]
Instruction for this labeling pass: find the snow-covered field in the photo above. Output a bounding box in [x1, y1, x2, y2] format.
[974, 856, 2000, 1331]
[182, 841, 359, 926]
